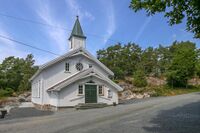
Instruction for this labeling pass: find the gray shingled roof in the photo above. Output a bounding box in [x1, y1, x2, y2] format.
[69, 16, 86, 40]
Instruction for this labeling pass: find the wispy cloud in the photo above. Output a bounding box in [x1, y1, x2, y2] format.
[102, 0, 116, 44]
[172, 33, 177, 41]
[36, 1, 67, 53]
[65, 0, 95, 21]
[135, 16, 152, 42]
[0, 23, 28, 63]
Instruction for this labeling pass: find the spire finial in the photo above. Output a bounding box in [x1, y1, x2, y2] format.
[76, 15, 79, 19]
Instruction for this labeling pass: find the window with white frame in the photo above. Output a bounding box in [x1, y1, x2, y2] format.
[78, 85, 83, 95]
[65, 62, 70, 72]
[89, 64, 92, 68]
[108, 90, 112, 98]
[32, 80, 40, 98]
[98, 85, 104, 95]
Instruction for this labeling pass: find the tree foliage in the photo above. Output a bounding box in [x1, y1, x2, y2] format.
[166, 41, 197, 87]
[97, 43, 142, 79]
[196, 49, 200, 77]
[97, 41, 198, 88]
[133, 69, 147, 87]
[0, 54, 38, 95]
[129, 0, 200, 38]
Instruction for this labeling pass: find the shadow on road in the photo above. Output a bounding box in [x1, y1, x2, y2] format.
[143, 101, 200, 133]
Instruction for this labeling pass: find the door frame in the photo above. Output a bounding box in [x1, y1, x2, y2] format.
[84, 84, 97, 103]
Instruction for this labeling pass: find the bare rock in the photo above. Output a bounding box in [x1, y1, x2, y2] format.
[120, 90, 133, 100]
[135, 94, 144, 99]
[143, 93, 150, 98]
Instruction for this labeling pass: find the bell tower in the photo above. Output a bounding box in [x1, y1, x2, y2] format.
[68, 16, 86, 50]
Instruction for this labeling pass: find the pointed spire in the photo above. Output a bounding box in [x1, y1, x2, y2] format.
[69, 16, 86, 40]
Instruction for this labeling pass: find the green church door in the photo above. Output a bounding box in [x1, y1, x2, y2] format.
[85, 85, 97, 103]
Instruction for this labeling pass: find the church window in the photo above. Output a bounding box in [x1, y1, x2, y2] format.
[98, 85, 104, 95]
[76, 63, 83, 71]
[108, 90, 112, 98]
[65, 63, 70, 72]
[78, 85, 83, 95]
[89, 64, 92, 68]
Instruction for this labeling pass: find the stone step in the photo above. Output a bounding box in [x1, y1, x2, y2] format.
[75, 103, 108, 110]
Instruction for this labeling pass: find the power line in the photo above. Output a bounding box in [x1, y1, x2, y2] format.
[0, 12, 120, 43]
[0, 35, 60, 56]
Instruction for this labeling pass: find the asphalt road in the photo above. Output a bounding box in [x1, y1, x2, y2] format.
[0, 93, 199, 133]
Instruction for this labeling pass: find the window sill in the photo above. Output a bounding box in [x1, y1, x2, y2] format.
[77, 94, 84, 96]
[64, 71, 71, 73]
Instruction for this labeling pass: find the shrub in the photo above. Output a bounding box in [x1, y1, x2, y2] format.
[133, 69, 147, 87]
[0, 88, 14, 97]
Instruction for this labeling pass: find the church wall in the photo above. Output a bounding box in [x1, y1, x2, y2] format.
[32, 54, 111, 105]
[57, 77, 119, 107]
[31, 73, 44, 105]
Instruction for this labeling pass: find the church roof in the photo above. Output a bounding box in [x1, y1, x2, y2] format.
[29, 47, 114, 81]
[69, 16, 86, 40]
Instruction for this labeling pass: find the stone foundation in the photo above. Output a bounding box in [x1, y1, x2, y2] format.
[33, 103, 58, 111]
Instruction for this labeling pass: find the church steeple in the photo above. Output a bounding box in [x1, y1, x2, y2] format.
[68, 16, 86, 50]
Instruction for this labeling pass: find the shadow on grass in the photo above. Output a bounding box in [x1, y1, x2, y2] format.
[143, 101, 200, 133]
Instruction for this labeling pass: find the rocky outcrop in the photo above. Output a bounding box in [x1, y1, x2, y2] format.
[18, 92, 31, 102]
[0, 92, 31, 107]
[188, 78, 200, 86]
[119, 90, 151, 100]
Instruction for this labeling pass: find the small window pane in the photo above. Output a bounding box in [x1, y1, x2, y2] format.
[65, 63, 69, 71]
[108, 90, 112, 98]
[89, 64, 92, 68]
[78, 85, 83, 94]
[99, 85, 103, 95]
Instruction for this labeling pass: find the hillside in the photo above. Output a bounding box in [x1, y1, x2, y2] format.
[118, 77, 200, 100]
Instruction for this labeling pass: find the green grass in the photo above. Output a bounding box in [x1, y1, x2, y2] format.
[129, 85, 200, 97]
[150, 85, 200, 97]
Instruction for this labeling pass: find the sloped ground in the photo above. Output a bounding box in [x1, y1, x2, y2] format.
[0, 92, 199, 133]
[118, 77, 200, 100]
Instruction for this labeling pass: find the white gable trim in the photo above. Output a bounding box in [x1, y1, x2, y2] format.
[47, 68, 123, 92]
[30, 47, 114, 81]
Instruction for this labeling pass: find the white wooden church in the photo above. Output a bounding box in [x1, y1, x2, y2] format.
[30, 16, 123, 108]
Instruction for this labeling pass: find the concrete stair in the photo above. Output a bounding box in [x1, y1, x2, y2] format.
[75, 103, 108, 110]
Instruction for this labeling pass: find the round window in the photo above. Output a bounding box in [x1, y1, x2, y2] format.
[76, 63, 83, 71]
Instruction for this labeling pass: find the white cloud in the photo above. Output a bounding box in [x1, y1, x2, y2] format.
[102, 0, 116, 44]
[36, 1, 68, 53]
[65, 0, 95, 21]
[135, 16, 152, 42]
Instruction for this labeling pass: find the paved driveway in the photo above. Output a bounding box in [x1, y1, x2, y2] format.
[0, 92, 199, 133]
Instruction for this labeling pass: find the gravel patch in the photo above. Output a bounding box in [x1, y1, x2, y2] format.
[0, 107, 54, 121]
[119, 97, 156, 105]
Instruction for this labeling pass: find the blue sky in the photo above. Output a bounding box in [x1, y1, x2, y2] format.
[0, 0, 199, 65]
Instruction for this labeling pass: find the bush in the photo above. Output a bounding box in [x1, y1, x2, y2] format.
[0, 88, 14, 97]
[133, 69, 147, 87]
